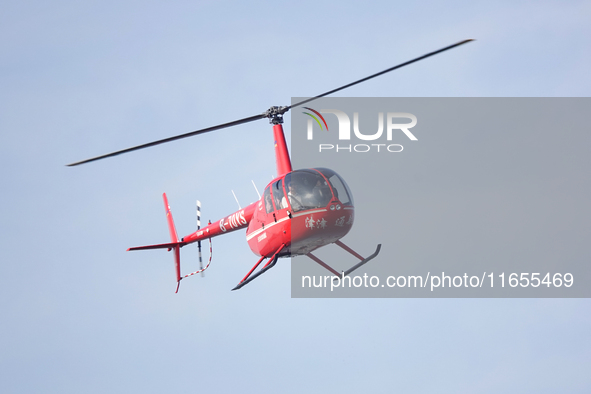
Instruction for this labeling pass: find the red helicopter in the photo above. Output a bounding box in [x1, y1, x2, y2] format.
[68, 40, 472, 292]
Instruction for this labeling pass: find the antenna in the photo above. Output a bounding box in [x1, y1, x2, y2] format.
[231, 190, 242, 210]
[251, 180, 261, 199]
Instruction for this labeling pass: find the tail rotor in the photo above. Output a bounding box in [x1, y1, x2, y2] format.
[197, 201, 204, 277]
[127, 194, 213, 292]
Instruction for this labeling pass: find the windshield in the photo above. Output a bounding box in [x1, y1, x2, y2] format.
[284, 170, 333, 212]
[315, 168, 354, 206]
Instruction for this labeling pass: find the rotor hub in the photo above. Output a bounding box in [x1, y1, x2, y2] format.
[264, 106, 289, 125]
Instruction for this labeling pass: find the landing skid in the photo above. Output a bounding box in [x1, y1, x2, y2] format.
[306, 241, 381, 278]
[232, 243, 286, 291]
[232, 241, 380, 290]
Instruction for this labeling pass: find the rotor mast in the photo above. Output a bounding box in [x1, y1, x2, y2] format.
[265, 106, 292, 177]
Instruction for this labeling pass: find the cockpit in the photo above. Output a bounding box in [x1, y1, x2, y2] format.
[264, 168, 354, 213]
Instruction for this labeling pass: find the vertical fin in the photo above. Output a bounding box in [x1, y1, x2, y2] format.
[163, 193, 182, 291]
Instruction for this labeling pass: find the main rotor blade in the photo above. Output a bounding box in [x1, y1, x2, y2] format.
[67, 113, 266, 166]
[68, 39, 473, 167]
[289, 39, 474, 109]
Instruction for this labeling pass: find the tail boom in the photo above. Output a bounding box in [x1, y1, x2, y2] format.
[127, 194, 256, 292]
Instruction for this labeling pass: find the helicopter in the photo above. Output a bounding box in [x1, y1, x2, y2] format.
[68, 39, 473, 292]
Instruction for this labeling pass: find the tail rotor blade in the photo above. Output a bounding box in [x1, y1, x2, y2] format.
[197, 200, 204, 277]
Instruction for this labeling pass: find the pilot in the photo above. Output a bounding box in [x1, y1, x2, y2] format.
[282, 182, 302, 211]
[280, 192, 289, 209]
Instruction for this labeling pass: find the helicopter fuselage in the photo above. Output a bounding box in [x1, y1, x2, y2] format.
[182, 167, 355, 259]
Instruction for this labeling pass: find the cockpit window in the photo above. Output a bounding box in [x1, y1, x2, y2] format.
[272, 179, 286, 210]
[315, 168, 354, 206]
[284, 170, 333, 212]
[263, 186, 274, 213]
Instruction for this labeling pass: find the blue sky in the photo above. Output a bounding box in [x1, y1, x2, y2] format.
[1, 1, 590, 393]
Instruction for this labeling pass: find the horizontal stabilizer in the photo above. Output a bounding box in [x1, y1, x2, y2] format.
[127, 241, 184, 252]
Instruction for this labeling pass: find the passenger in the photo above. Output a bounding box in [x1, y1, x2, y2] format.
[265, 192, 273, 213]
[312, 179, 330, 204]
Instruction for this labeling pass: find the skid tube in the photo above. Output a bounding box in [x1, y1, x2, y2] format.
[306, 241, 381, 278]
[232, 243, 285, 291]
